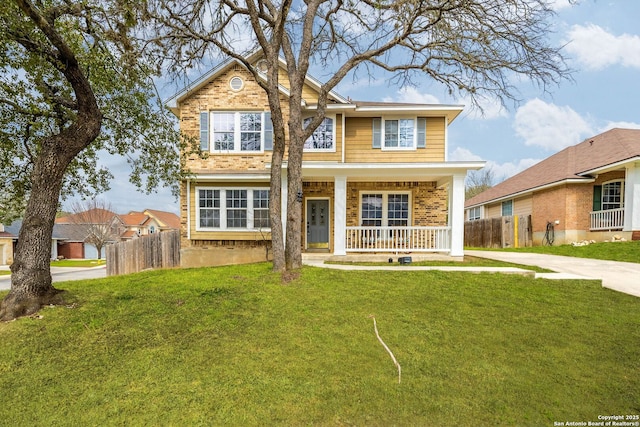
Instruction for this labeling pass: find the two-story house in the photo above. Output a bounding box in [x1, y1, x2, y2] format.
[167, 54, 484, 267]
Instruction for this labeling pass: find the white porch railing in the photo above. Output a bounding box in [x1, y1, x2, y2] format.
[345, 226, 451, 253]
[590, 208, 624, 231]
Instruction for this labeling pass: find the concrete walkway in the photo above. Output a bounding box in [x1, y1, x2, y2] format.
[467, 250, 640, 298]
[302, 251, 640, 298]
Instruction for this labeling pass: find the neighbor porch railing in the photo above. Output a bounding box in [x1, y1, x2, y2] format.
[345, 226, 451, 253]
[590, 208, 624, 231]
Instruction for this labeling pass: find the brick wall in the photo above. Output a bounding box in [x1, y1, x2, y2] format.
[346, 181, 447, 226]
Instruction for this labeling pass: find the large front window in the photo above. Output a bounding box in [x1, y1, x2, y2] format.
[361, 193, 410, 226]
[602, 180, 623, 210]
[197, 188, 270, 230]
[206, 112, 271, 152]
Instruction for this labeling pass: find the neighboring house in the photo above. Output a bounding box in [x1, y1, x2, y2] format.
[55, 208, 117, 259]
[1, 208, 180, 264]
[0, 220, 61, 264]
[465, 128, 640, 245]
[166, 52, 484, 267]
[111, 210, 181, 240]
[0, 222, 16, 265]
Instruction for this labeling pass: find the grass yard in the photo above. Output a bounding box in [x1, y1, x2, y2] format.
[484, 239, 640, 263]
[0, 264, 638, 426]
[51, 259, 106, 267]
[327, 255, 553, 273]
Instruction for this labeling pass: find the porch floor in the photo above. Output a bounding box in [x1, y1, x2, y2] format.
[302, 252, 463, 264]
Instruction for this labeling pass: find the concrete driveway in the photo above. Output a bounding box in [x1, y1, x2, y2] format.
[467, 250, 640, 298]
[0, 266, 106, 291]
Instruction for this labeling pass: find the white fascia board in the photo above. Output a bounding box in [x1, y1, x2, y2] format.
[191, 173, 271, 182]
[465, 178, 595, 209]
[268, 161, 485, 179]
[578, 156, 640, 176]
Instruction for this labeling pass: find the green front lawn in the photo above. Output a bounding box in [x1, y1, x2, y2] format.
[495, 239, 640, 263]
[51, 259, 106, 267]
[0, 264, 638, 426]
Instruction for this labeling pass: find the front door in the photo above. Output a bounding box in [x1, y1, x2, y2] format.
[307, 199, 330, 249]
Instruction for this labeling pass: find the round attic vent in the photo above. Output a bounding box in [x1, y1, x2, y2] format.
[229, 76, 244, 91]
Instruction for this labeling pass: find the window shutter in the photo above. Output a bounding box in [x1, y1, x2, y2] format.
[417, 118, 426, 148]
[264, 112, 273, 150]
[592, 185, 602, 211]
[372, 118, 381, 148]
[200, 112, 209, 150]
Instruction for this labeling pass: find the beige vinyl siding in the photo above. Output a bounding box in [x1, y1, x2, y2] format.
[513, 196, 533, 216]
[487, 203, 502, 218]
[344, 117, 446, 163]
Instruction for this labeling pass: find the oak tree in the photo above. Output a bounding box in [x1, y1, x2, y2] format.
[0, 0, 184, 320]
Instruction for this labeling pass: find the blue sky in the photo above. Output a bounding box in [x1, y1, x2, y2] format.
[78, 0, 640, 214]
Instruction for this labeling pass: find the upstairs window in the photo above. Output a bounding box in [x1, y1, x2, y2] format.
[303, 117, 335, 150]
[201, 112, 272, 153]
[372, 117, 427, 150]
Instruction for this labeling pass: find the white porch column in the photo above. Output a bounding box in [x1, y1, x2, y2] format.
[450, 173, 466, 257]
[624, 161, 640, 232]
[334, 175, 347, 255]
[281, 169, 288, 242]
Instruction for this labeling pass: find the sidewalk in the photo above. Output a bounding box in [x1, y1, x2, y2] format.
[302, 251, 640, 298]
[0, 265, 106, 290]
[467, 250, 640, 298]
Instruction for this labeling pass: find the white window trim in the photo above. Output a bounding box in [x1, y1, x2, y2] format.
[601, 179, 625, 210]
[302, 115, 337, 152]
[468, 206, 482, 221]
[381, 117, 417, 151]
[195, 187, 271, 232]
[358, 191, 412, 226]
[208, 111, 269, 154]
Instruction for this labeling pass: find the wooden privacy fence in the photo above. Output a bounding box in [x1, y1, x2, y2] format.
[464, 215, 532, 248]
[106, 230, 180, 276]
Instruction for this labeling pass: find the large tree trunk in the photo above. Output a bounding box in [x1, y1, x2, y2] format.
[284, 132, 304, 271]
[0, 150, 72, 320]
[269, 148, 285, 272]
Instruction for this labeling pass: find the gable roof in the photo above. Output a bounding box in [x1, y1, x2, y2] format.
[465, 128, 640, 208]
[165, 52, 349, 115]
[144, 209, 180, 229]
[119, 211, 152, 227]
[56, 208, 117, 225]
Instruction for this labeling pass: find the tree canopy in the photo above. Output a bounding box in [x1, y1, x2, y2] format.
[0, 0, 184, 225]
[0, 0, 187, 320]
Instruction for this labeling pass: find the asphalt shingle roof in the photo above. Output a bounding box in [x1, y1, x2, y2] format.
[465, 128, 640, 208]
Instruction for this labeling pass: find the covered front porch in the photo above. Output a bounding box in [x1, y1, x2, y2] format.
[285, 161, 484, 257]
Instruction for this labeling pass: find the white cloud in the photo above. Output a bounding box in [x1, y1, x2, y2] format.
[513, 98, 594, 151]
[486, 159, 541, 183]
[450, 147, 540, 181]
[449, 147, 483, 161]
[549, 0, 575, 11]
[565, 24, 640, 70]
[600, 121, 640, 132]
[458, 95, 508, 120]
[382, 87, 440, 104]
